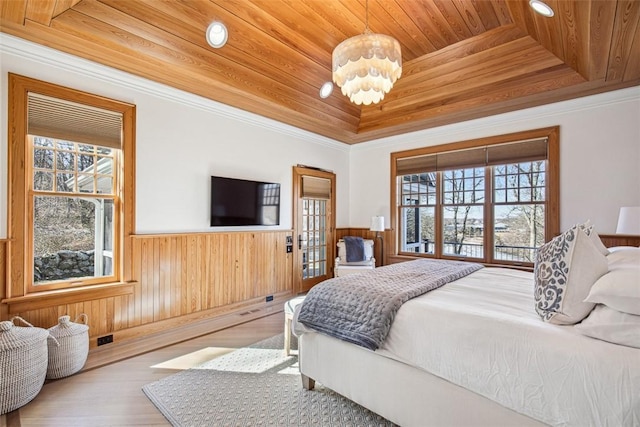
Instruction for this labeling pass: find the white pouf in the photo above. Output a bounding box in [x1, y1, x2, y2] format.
[283, 296, 306, 356]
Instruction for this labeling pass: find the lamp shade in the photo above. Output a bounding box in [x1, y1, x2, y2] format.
[370, 216, 385, 232]
[616, 207, 640, 234]
[332, 32, 402, 105]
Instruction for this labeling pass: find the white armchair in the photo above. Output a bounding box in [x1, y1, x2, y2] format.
[334, 238, 376, 277]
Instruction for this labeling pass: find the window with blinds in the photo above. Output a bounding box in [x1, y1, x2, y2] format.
[8, 74, 135, 295]
[27, 93, 124, 290]
[391, 128, 559, 267]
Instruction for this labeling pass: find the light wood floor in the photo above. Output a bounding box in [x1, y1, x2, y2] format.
[3, 312, 286, 427]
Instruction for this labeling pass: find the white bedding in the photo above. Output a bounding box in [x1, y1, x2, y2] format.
[376, 267, 640, 426]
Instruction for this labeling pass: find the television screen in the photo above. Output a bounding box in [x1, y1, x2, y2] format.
[210, 176, 280, 226]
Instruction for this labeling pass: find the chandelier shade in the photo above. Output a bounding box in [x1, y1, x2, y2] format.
[332, 31, 402, 105]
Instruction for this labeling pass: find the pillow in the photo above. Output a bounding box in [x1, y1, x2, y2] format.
[534, 225, 608, 324]
[584, 267, 640, 315]
[607, 246, 640, 268]
[575, 304, 640, 349]
[579, 221, 609, 256]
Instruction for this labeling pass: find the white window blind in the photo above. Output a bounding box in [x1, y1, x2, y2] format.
[27, 92, 123, 148]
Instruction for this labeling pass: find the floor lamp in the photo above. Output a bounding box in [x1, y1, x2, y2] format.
[370, 216, 385, 266]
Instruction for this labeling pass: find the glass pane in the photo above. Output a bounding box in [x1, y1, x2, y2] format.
[56, 151, 75, 171]
[56, 140, 74, 151]
[96, 176, 113, 194]
[56, 173, 75, 192]
[494, 204, 545, 262]
[443, 205, 484, 258]
[33, 196, 115, 285]
[34, 171, 54, 191]
[494, 161, 546, 206]
[78, 154, 95, 171]
[34, 137, 54, 148]
[97, 147, 113, 155]
[78, 174, 95, 193]
[301, 197, 327, 280]
[401, 206, 435, 254]
[97, 156, 113, 174]
[34, 148, 54, 169]
[78, 144, 95, 153]
[400, 173, 436, 207]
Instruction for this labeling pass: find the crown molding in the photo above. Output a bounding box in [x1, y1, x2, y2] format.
[0, 33, 348, 152]
[355, 85, 640, 152]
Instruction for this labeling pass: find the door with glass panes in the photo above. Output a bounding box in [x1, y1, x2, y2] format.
[292, 166, 335, 294]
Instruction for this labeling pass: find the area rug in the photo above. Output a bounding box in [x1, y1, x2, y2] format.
[142, 334, 396, 426]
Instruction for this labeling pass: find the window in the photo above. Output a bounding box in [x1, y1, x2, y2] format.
[392, 128, 559, 267]
[8, 74, 135, 295]
[31, 137, 117, 289]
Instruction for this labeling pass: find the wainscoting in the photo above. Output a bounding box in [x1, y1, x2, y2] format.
[3, 230, 631, 367]
[0, 231, 294, 359]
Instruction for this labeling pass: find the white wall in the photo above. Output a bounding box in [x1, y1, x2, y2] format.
[0, 34, 350, 236]
[349, 87, 640, 234]
[1, 34, 639, 237]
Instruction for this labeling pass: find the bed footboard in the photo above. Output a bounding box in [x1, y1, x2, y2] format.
[298, 331, 545, 427]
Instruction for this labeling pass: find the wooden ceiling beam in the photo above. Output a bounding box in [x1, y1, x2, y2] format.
[607, 0, 640, 83]
[25, 0, 56, 26]
[1, 0, 26, 24]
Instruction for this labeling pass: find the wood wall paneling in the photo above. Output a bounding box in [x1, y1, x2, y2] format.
[1, 231, 294, 349]
[0, 240, 7, 321]
[599, 234, 640, 248]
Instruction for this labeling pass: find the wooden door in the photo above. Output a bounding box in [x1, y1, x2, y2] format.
[292, 166, 335, 294]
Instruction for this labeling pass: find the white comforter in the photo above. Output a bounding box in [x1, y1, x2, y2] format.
[377, 267, 640, 427]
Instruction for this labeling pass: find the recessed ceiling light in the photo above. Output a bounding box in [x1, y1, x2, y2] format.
[319, 81, 333, 98]
[206, 21, 228, 48]
[529, 0, 554, 17]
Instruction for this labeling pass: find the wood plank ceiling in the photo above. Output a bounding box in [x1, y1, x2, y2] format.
[2, 0, 639, 144]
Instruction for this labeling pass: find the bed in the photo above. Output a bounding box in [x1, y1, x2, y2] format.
[293, 226, 640, 427]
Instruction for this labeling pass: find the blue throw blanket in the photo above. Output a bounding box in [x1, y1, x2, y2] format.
[297, 259, 483, 350]
[343, 236, 365, 262]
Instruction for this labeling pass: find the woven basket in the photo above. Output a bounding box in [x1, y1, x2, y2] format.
[46, 314, 89, 379]
[0, 317, 51, 414]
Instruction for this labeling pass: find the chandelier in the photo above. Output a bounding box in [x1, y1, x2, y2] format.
[332, 0, 402, 105]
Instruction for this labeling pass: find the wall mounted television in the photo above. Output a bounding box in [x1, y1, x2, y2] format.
[210, 176, 281, 226]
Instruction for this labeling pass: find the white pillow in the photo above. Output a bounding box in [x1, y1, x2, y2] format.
[575, 304, 640, 349]
[607, 246, 640, 268]
[584, 267, 640, 315]
[534, 225, 608, 325]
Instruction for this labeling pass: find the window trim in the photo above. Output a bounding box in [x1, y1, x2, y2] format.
[7, 74, 136, 300]
[390, 127, 559, 267]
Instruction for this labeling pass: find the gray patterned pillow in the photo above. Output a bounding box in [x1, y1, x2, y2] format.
[534, 225, 608, 324]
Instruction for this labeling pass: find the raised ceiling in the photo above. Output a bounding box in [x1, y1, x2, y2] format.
[1, 0, 639, 144]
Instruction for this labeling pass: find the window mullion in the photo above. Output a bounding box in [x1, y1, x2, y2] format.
[485, 166, 494, 264]
[435, 171, 443, 258]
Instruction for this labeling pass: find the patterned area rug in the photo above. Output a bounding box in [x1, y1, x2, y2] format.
[142, 334, 396, 426]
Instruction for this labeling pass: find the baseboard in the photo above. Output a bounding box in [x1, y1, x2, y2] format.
[81, 292, 292, 371]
